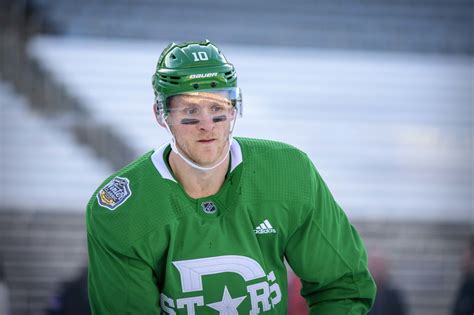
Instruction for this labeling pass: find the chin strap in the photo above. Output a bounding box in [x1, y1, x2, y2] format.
[161, 112, 237, 172]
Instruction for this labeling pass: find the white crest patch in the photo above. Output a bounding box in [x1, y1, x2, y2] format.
[96, 176, 132, 210]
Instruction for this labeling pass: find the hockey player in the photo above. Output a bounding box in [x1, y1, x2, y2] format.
[87, 40, 376, 314]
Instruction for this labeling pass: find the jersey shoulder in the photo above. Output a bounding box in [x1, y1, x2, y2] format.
[235, 137, 312, 172]
[235, 137, 305, 157]
[235, 137, 315, 202]
[87, 150, 155, 210]
[86, 149, 176, 252]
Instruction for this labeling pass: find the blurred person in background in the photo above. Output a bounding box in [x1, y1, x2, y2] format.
[451, 235, 474, 315]
[86, 40, 376, 314]
[368, 250, 407, 315]
[47, 267, 90, 315]
[288, 270, 308, 315]
[0, 254, 11, 315]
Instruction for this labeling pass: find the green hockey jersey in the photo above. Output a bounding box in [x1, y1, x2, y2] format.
[87, 137, 376, 314]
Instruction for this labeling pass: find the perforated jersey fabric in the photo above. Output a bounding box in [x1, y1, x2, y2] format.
[86, 137, 376, 314]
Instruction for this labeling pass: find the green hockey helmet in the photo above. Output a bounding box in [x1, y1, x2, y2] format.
[152, 40, 242, 115]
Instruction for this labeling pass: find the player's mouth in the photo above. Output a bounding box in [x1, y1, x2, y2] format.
[198, 138, 216, 143]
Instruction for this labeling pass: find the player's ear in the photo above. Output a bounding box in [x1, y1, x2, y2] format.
[153, 103, 166, 127]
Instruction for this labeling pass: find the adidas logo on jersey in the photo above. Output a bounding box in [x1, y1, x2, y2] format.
[254, 219, 276, 234]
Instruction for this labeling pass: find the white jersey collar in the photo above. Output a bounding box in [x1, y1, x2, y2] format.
[151, 139, 243, 182]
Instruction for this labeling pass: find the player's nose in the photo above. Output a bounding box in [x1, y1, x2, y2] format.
[197, 115, 216, 131]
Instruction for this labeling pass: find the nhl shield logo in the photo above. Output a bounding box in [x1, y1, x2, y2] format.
[97, 176, 132, 210]
[201, 201, 217, 214]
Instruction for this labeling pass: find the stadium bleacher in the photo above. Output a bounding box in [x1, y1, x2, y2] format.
[0, 211, 87, 314]
[0, 80, 111, 211]
[0, 0, 472, 314]
[0, 80, 110, 314]
[16, 35, 472, 314]
[28, 36, 473, 222]
[37, 0, 473, 54]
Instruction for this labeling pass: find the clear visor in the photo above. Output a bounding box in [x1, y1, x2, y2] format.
[162, 88, 242, 126]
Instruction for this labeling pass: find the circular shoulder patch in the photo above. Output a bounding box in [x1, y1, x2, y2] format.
[96, 176, 132, 210]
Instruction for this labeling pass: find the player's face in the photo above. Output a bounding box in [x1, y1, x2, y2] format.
[167, 92, 235, 167]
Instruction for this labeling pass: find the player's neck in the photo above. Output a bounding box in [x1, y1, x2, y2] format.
[169, 152, 229, 199]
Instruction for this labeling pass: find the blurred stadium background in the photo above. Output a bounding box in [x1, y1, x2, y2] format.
[0, 0, 472, 314]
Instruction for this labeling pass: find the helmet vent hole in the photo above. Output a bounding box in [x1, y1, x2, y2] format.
[171, 54, 177, 59]
[224, 70, 235, 80]
[193, 84, 199, 89]
[210, 82, 217, 87]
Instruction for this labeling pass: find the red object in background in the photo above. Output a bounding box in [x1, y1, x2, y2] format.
[288, 272, 308, 315]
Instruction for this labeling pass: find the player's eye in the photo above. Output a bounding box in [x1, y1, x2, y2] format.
[210, 104, 225, 113]
[183, 106, 199, 115]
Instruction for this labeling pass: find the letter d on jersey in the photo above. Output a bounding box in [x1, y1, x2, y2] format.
[168, 255, 282, 314]
[173, 255, 266, 293]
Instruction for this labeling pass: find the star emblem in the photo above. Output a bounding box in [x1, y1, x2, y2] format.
[207, 286, 246, 315]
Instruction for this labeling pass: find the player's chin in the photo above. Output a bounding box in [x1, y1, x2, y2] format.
[196, 150, 224, 166]
[198, 154, 219, 165]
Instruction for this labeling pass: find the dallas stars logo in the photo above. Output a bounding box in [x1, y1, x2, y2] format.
[161, 255, 282, 314]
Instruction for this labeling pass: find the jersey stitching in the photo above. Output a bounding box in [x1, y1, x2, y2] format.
[311, 217, 361, 298]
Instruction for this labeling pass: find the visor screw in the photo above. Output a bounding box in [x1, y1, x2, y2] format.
[193, 83, 199, 89]
[210, 81, 217, 87]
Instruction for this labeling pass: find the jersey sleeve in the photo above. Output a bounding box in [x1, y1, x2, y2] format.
[284, 159, 376, 315]
[86, 194, 162, 314]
